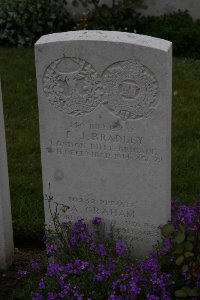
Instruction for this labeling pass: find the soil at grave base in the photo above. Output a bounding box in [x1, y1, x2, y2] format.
[14, 230, 45, 250]
[0, 248, 46, 300]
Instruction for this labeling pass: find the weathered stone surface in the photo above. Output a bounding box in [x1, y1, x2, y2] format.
[0, 81, 14, 270]
[35, 31, 172, 257]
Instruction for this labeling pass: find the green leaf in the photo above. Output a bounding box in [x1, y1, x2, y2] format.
[182, 264, 189, 272]
[183, 241, 193, 251]
[187, 234, 195, 241]
[176, 255, 185, 265]
[182, 286, 191, 294]
[188, 287, 200, 297]
[161, 224, 174, 237]
[174, 232, 185, 244]
[184, 251, 194, 258]
[175, 290, 187, 297]
[173, 247, 183, 255]
[179, 224, 186, 232]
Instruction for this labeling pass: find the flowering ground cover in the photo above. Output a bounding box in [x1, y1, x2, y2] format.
[0, 248, 46, 300]
[13, 200, 200, 299]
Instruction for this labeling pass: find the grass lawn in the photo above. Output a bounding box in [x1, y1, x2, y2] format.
[0, 48, 200, 235]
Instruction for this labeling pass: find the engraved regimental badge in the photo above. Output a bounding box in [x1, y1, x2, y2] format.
[43, 57, 159, 121]
[43, 57, 103, 116]
[102, 59, 159, 120]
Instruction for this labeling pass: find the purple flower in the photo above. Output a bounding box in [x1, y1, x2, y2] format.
[147, 294, 160, 300]
[63, 262, 73, 274]
[46, 243, 57, 256]
[17, 269, 28, 277]
[46, 261, 62, 276]
[74, 259, 90, 273]
[172, 202, 200, 231]
[96, 243, 107, 256]
[108, 258, 116, 274]
[68, 219, 91, 248]
[92, 217, 101, 225]
[87, 264, 95, 273]
[112, 280, 120, 290]
[158, 236, 173, 255]
[119, 284, 127, 292]
[69, 235, 78, 248]
[73, 288, 83, 299]
[161, 292, 171, 300]
[93, 264, 110, 282]
[39, 278, 45, 289]
[178, 205, 197, 223]
[108, 295, 122, 300]
[129, 281, 141, 295]
[139, 257, 159, 272]
[74, 219, 87, 233]
[59, 280, 71, 293]
[116, 241, 126, 256]
[32, 292, 42, 300]
[47, 291, 57, 300]
[59, 287, 70, 299]
[30, 260, 40, 270]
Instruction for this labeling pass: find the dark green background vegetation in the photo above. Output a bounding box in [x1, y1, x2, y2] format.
[1, 0, 200, 59]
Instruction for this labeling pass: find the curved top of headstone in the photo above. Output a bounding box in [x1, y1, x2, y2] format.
[35, 30, 171, 52]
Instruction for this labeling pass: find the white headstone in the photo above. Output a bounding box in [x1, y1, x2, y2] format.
[35, 31, 172, 257]
[0, 81, 14, 270]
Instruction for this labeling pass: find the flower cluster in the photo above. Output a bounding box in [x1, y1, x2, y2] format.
[172, 200, 200, 231]
[157, 200, 200, 298]
[17, 200, 200, 299]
